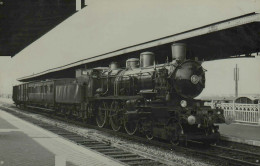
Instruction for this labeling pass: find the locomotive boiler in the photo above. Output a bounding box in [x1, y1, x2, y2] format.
[13, 43, 226, 144]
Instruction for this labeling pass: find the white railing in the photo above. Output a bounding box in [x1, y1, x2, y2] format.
[220, 103, 235, 119]
[219, 102, 260, 124]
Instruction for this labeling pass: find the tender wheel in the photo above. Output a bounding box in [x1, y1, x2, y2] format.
[64, 109, 72, 121]
[171, 138, 180, 146]
[82, 110, 88, 123]
[110, 101, 122, 132]
[96, 102, 107, 128]
[124, 117, 138, 135]
[146, 131, 154, 140]
[82, 104, 91, 123]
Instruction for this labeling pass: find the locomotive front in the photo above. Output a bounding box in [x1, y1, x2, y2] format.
[166, 44, 225, 142]
[159, 43, 204, 99]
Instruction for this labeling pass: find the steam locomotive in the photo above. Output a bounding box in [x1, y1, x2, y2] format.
[13, 43, 226, 144]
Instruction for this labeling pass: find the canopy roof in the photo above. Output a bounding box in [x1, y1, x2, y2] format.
[15, 0, 260, 82]
[0, 0, 80, 57]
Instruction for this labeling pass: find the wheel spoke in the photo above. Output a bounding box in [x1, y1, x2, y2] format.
[110, 101, 122, 132]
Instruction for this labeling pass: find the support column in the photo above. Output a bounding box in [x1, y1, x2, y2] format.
[258, 102, 260, 125]
[233, 100, 236, 121]
[234, 64, 239, 97]
[76, 0, 81, 11]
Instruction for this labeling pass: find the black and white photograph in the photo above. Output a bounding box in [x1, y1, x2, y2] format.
[0, 0, 260, 165]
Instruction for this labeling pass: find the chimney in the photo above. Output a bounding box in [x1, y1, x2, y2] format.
[171, 43, 186, 62]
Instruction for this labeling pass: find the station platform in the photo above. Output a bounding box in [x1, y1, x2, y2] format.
[0, 107, 123, 166]
[219, 123, 260, 146]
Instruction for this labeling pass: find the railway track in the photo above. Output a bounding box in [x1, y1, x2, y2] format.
[186, 141, 260, 166]
[210, 144, 260, 166]
[1, 104, 260, 166]
[0, 104, 174, 166]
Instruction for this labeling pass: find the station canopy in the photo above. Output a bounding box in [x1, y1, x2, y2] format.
[15, 0, 260, 82]
[0, 0, 81, 57]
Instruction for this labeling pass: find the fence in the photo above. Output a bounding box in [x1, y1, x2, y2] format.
[219, 102, 260, 124]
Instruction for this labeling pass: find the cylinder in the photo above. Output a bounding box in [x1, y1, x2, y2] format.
[126, 58, 140, 69]
[171, 43, 186, 62]
[140, 52, 155, 67]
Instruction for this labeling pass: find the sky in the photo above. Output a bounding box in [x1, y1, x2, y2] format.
[198, 57, 260, 98]
[0, 57, 15, 94]
[0, 0, 259, 95]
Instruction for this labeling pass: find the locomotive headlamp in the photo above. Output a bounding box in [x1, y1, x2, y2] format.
[180, 100, 187, 107]
[187, 115, 196, 125]
[191, 75, 200, 84]
[217, 111, 221, 115]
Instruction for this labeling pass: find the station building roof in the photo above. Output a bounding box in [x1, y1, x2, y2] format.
[14, 0, 260, 82]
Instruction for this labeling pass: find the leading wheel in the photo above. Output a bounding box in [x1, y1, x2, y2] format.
[96, 102, 107, 128]
[168, 120, 183, 146]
